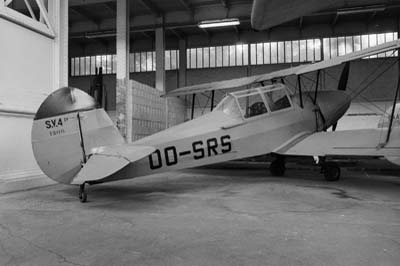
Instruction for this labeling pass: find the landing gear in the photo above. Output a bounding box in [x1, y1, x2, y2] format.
[270, 156, 286, 176]
[79, 183, 87, 203]
[322, 161, 341, 181]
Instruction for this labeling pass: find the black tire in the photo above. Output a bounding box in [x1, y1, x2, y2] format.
[323, 162, 341, 182]
[270, 158, 285, 176]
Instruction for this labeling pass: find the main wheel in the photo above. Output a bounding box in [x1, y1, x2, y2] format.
[270, 157, 285, 176]
[323, 162, 341, 181]
[79, 184, 87, 203]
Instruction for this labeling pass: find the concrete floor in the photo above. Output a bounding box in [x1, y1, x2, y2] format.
[0, 167, 399, 266]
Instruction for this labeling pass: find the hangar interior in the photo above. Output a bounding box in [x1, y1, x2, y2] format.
[1, 0, 400, 190]
[1, 1, 400, 265]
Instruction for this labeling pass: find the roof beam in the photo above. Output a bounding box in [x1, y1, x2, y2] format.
[137, 0, 161, 17]
[70, 6, 101, 25]
[103, 2, 116, 14]
[220, 0, 228, 8]
[170, 28, 184, 39]
[332, 13, 339, 26]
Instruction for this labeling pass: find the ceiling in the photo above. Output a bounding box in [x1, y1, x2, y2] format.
[68, 0, 254, 40]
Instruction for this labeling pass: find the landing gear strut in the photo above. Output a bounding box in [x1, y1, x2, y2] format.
[321, 161, 341, 181]
[270, 156, 286, 176]
[79, 183, 87, 203]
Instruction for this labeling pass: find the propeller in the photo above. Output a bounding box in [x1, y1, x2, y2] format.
[331, 62, 350, 131]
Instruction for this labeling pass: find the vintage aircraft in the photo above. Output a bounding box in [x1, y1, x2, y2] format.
[31, 39, 400, 202]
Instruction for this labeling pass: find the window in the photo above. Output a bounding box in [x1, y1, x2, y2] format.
[215, 95, 242, 118]
[264, 89, 291, 112]
[323, 32, 398, 60]
[237, 93, 268, 118]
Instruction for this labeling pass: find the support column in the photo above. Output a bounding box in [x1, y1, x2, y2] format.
[155, 25, 165, 91]
[155, 23, 168, 128]
[49, 0, 68, 89]
[178, 39, 187, 88]
[116, 0, 131, 142]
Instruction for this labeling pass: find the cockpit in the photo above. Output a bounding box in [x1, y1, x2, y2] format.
[215, 84, 293, 119]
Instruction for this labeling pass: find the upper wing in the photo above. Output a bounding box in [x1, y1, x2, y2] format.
[165, 39, 400, 97]
[71, 144, 155, 185]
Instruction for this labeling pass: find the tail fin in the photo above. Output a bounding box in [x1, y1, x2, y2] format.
[31, 87, 124, 184]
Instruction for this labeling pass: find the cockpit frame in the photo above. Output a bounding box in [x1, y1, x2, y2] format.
[215, 83, 294, 120]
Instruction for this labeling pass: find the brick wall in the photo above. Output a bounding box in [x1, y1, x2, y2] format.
[131, 80, 186, 141]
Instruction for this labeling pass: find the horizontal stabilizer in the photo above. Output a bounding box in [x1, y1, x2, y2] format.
[71, 144, 155, 185]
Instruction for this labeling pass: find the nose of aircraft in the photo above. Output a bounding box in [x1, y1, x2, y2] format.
[317, 91, 351, 128]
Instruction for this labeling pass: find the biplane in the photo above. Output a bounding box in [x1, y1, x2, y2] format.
[31, 39, 400, 202]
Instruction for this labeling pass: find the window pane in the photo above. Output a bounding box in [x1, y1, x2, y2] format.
[264, 90, 291, 112]
[190, 48, 196, 68]
[216, 46, 223, 67]
[236, 44, 243, 66]
[361, 35, 369, 49]
[377, 33, 385, 58]
[96, 55, 102, 70]
[243, 44, 249, 65]
[256, 43, 263, 65]
[152, 52, 156, 71]
[345, 36, 353, 54]
[330, 38, 338, 58]
[85, 56, 90, 75]
[237, 93, 268, 118]
[322, 38, 330, 59]
[112, 55, 116, 74]
[102, 55, 107, 73]
[250, 44, 256, 65]
[314, 39, 321, 61]
[187, 49, 190, 68]
[80, 57, 85, 76]
[197, 48, 203, 68]
[210, 47, 216, 67]
[385, 33, 394, 57]
[135, 52, 141, 72]
[176, 50, 179, 69]
[353, 36, 361, 52]
[223, 46, 229, 67]
[264, 43, 271, 64]
[337, 37, 345, 56]
[278, 42, 285, 63]
[75, 57, 80, 76]
[171, 50, 177, 70]
[165, 50, 171, 70]
[299, 40, 307, 62]
[147, 51, 153, 71]
[271, 42, 278, 63]
[306, 39, 314, 61]
[285, 41, 292, 63]
[292, 41, 299, 62]
[71, 58, 75, 76]
[141, 52, 147, 71]
[129, 53, 135, 73]
[229, 45, 236, 66]
[369, 34, 377, 58]
[203, 47, 209, 68]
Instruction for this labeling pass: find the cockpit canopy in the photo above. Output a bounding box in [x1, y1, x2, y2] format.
[215, 84, 293, 119]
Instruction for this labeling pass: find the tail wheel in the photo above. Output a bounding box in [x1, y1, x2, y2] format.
[79, 183, 87, 203]
[322, 162, 341, 181]
[270, 157, 285, 176]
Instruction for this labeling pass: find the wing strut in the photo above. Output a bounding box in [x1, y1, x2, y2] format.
[385, 56, 400, 144]
[191, 93, 196, 120]
[210, 90, 215, 111]
[297, 75, 303, 108]
[313, 70, 320, 104]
